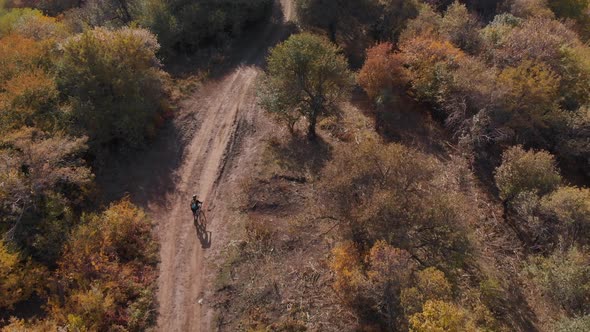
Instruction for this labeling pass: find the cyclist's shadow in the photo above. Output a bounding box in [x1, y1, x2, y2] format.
[193, 213, 212, 249]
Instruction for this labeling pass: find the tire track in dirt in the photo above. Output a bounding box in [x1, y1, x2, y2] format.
[155, 1, 293, 331]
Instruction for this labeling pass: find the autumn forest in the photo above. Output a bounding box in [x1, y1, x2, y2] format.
[1, 0, 590, 331]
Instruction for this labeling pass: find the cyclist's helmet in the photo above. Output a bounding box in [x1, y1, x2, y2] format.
[192, 194, 197, 200]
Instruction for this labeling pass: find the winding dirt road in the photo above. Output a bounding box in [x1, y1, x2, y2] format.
[155, 2, 294, 331]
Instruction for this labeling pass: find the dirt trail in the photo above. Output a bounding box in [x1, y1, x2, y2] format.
[155, 2, 294, 331]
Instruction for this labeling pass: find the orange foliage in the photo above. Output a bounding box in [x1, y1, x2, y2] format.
[400, 36, 465, 67]
[330, 241, 365, 301]
[0, 68, 58, 130]
[0, 34, 45, 82]
[366, 240, 415, 287]
[400, 36, 465, 102]
[358, 42, 407, 102]
[52, 198, 158, 329]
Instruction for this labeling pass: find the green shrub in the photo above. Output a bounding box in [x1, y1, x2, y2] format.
[540, 186, 590, 247]
[494, 146, 562, 202]
[525, 247, 590, 315]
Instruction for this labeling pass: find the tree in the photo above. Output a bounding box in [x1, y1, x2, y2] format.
[399, 4, 443, 43]
[494, 145, 562, 202]
[330, 241, 365, 305]
[52, 199, 158, 329]
[400, 35, 464, 104]
[548, 0, 589, 19]
[440, 2, 481, 53]
[139, 0, 272, 54]
[494, 60, 561, 143]
[357, 42, 407, 104]
[372, 0, 420, 42]
[557, 106, 590, 177]
[366, 241, 416, 330]
[540, 186, 590, 247]
[401, 267, 452, 316]
[508, 0, 554, 18]
[327, 137, 469, 267]
[548, 0, 590, 40]
[525, 247, 590, 315]
[409, 300, 477, 332]
[0, 240, 45, 309]
[559, 45, 590, 111]
[0, 128, 92, 241]
[260, 33, 354, 140]
[490, 17, 578, 69]
[414, 268, 452, 301]
[295, 0, 375, 42]
[58, 27, 167, 151]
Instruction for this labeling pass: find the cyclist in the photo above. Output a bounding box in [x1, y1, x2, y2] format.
[190, 195, 203, 219]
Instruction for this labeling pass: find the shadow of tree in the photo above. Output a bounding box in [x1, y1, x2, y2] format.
[165, 1, 299, 80]
[349, 89, 451, 158]
[267, 135, 333, 177]
[94, 119, 184, 208]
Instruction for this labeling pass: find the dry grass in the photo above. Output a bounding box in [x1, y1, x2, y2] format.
[211, 95, 557, 331]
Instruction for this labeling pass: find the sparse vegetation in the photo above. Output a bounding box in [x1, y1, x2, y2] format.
[217, 0, 590, 331]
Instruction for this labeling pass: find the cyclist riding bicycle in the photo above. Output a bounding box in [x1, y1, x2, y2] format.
[190, 195, 203, 219]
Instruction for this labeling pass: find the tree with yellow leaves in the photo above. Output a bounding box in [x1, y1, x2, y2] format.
[410, 300, 477, 332]
[0, 240, 45, 309]
[495, 60, 561, 143]
[401, 267, 452, 316]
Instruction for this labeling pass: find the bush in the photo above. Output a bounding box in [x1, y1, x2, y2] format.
[525, 247, 590, 315]
[357, 42, 407, 104]
[51, 199, 158, 329]
[58, 27, 167, 151]
[401, 267, 452, 316]
[140, 0, 272, 54]
[400, 35, 464, 104]
[553, 315, 590, 332]
[330, 241, 365, 304]
[494, 60, 562, 144]
[409, 300, 476, 332]
[540, 186, 590, 247]
[0, 7, 68, 40]
[440, 2, 481, 53]
[0, 240, 45, 309]
[327, 138, 469, 267]
[494, 145, 562, 202]
[0, 34, 62, 132]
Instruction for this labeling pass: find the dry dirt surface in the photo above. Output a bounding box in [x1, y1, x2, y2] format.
[153, 1, 294, 331]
